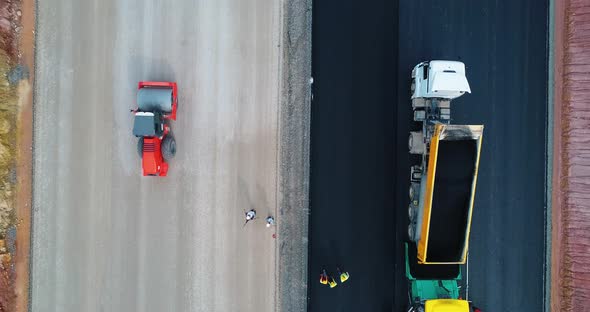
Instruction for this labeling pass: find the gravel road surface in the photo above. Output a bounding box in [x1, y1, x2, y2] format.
[32, 1, 281, 311]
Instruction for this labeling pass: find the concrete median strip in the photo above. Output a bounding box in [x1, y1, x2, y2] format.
[277, 0, 312, 311]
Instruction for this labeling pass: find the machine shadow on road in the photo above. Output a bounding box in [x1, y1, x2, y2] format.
[126, 56, 176, 88]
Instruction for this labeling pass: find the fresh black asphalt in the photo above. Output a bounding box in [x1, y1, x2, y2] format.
[309, 1, 548, 311]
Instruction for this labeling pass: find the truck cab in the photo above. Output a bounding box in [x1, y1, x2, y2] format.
[411, 61, 471, 100]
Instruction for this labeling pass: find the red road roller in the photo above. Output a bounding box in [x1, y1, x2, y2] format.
[132, 81, 178, 176]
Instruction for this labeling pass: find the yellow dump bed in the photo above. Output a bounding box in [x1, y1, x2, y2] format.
[417, 124, 483, 264]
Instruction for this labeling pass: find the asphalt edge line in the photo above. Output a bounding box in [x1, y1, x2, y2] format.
[277, 0, 312, 311]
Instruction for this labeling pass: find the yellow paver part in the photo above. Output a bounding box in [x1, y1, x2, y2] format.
[425, 299, 470, 312]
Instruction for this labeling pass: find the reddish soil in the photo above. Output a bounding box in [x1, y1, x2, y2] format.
[0, 268, 13, 312]
[0, 0, 19, 60]
[552, 0, 590, 310]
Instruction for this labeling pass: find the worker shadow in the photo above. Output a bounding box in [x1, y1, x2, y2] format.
[238, 177, 255, 216]
[238, 177, 273, 226]
[315, 240, 343, 277]
[328, 240, 342, 263]
[255, 183, 272, 221]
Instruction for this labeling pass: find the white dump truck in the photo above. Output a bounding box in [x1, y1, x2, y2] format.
[406, 60, 484, 312]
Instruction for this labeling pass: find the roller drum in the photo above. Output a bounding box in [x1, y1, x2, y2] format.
[137, 88, 173, 113]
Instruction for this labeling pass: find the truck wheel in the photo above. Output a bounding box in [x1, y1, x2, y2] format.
[408, 224, 416, 242]
[408, 204, 417, 222]
[409, 182, 420, 201]
[162, 136, 176, 160]
[408, 304, 424, 312]
[409, 132, 424, 154]
[137, 138, 144, 157]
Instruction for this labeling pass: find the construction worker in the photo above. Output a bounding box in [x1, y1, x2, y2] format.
[266, 216, 275, 227]
[244, 209, 256, 226]
[328, 276, 338, 288]
[337, 267, 349, 283]
[245, 209, 256, 221]
[320, 269, 328, 285]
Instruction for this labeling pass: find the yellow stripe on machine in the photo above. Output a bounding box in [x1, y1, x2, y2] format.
[417, 124, 442, 263]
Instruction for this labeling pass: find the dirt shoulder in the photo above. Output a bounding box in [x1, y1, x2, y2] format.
[14, 0, 34, 310]
[551, 0, 590, 310]
[0, 0, 34, 311]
